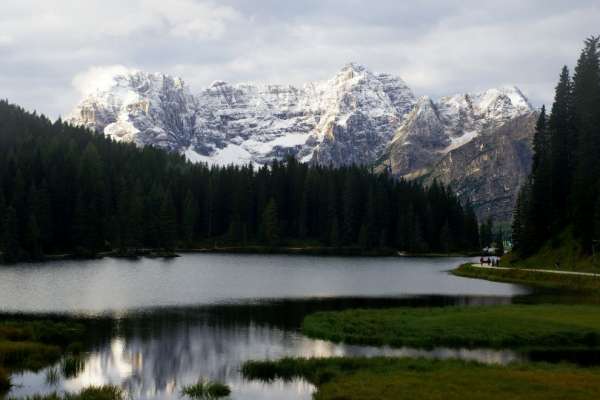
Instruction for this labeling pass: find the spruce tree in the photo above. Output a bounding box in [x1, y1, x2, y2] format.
[2, 206, 20, 263]
[181, 190, 198, 246]
[261, 198, 280, 246]
[548, 67, 573, 227]
[572, 36, 600, 251]
[530, 106, 552, 247]
[159, 192, 178, 251]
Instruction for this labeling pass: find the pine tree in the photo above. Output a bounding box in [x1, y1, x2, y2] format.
[572, 36, 600, 252]
[181, 190, 198, 246]
[439, 221, 451, 253]
[159, 192, 178, 251]
[261, 198, 280, 246]
[548, 66, 573, 227]
[24, 215, 42, 259]
[530, 106, 552, 247]
[2, 206, 20, 263]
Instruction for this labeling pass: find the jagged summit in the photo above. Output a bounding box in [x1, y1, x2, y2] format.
[67, 64, 534, 222]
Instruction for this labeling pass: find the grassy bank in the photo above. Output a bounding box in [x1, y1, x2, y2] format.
[302, 304, 600, 348]
[8, 385, 124, 400]
[452, 263, 600, 291]
[504, 230, 600, 273]
[242, 357, 600, 400]
[0, 319, 86, 394]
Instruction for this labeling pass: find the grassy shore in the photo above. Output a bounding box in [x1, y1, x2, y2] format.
[7, 385, 124, 400]
[242, 357, 600, 400]
[452, 263, 600, 291]
[302, 304, 600, 348]
[502, 230, 600, 273]
[0, 319, 86, 394]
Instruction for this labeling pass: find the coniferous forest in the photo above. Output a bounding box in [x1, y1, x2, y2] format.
[0, 100, 480, 263]
[512, 37, 600, 258]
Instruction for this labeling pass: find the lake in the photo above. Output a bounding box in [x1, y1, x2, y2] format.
[1, 254, 528, 399]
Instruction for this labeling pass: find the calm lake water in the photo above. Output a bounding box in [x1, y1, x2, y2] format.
[1, 254, 529, 399]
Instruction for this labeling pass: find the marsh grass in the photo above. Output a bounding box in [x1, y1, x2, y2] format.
[242, 357, 600, 400]
[0, 341, 62, 371]
[61, 356, 85, 379]
[0, 367, 10, 393]
[8, 385, 124, 400]
[180, 378, 231, 399]
[45, 367, 60, 385]
[0, 319, 88, 393]
[302, 304, 600, 348]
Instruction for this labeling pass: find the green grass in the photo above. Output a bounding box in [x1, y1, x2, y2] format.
[302, 304, 600, 348]
[180, 378, 231, 399]
[0, 319, 87, 393]
[242, 357, 600, 400]
[452, 263, 600, 291]
[8, 385, 124, 400]
[0, 341, 62, 371]
[505, 230, 600, 273]
[61, 356, 85, 379]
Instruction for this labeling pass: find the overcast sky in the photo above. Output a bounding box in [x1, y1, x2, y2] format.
[1, 0, 599, 118]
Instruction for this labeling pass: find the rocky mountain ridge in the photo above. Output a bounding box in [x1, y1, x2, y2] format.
[68, 64, 535, 222]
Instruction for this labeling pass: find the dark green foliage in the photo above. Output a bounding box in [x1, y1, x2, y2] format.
[513, 37, 600, 257]
[479, 218, 494, 249]
[0, 100, 479, 261]
[261, 198, 280, 246]
[242, 357, 600, 400]
[0, 320, 85, 372]
[61, 357, 85, 379]
[301, 305, 600, 348]
[0, 367, 10, 393]
[181, 379, 231, 399]
[9, 385, 124, 400]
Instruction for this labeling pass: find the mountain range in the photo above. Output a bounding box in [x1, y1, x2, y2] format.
[68, 63, 536, 223]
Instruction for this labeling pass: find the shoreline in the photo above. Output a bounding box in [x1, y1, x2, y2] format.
[2, 247, 477, 265]
[451, 263, 600, 292]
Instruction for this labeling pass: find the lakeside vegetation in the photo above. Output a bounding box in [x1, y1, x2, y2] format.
[180, 379, 231, 399]
[0, 100, 480, 264]
[0, 319, 86, 394]
[301, 305, 600, 348]
[453, 263, 600, 291]
[7, 385, 124, 400]
[503, 230, 599, 272]
[242, 357, 600, 400]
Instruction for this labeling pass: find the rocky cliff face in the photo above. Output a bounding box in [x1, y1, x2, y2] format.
[377, 87, 535, 223]
[69, 63, 416, 166]
[424, 113, 536, 223]
[68, 64, 535, 223]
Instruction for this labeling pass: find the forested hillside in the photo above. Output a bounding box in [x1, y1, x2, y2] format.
[512, 37, 600, 261]
[0, 100, 480, 263]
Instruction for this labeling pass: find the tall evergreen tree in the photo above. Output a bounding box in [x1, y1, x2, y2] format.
[548, 67, 573, 228]
[572, 37, 600, 251]
[261, 198, 280, 246]
[530, 106, 552, 246]
[2, 206, 20, 263]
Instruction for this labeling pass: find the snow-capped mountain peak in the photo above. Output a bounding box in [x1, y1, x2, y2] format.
[67, 65, 536, 223]
[68, 65, 531, 170]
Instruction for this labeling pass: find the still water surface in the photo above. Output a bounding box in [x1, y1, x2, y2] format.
[1, 254, 528, 399]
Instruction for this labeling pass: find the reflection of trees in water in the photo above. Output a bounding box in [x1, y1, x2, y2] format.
[93, 296, 516, 396]
[92, 318, 311, 398]
[13, 296, 516, 399]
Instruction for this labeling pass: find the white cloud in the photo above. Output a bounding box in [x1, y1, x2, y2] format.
[72, 65, 138, 96]
[0, 34, 13, 46]
[0, 0, 599, 118]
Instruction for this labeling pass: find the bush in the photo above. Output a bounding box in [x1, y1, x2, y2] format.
[0, 367, 10, 393]
[181, 378, 231, 399]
